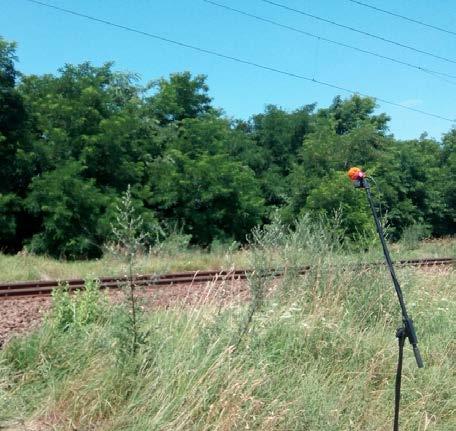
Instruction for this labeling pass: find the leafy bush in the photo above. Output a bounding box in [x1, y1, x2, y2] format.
[151, 222, 192, 256]
[26, 161, 106, 259]
[50, 279, 108, 331]
[400, 223, 432, 249]
[209, 238, 240, 254]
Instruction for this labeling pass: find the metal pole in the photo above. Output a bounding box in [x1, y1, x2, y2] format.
[362, 178, 423, 369]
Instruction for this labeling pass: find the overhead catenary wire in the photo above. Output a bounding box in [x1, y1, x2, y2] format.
[21, 0, 455, 123]
[259, 0, 456, 65]
[347, 0, 456, 37]
[204, 0, 456, 83]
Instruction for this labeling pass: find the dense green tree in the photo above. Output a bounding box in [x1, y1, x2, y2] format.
[0, 193, 20, 246]
[304, 171, 373, 240]
[26, 161, 106, 259]
[0, 38, 35, 250]
[370, 136, 448, 238]
[441, 129, 456, 233]
[19, 62, 154, 186]
[146, 72, 212, 124]
[1, 34, 454, 258]
[251, 104, 315, 173]
[319, 95, 390, 135]
[249, 104, 315, 207]
[285, 97, 395, 238]
[0, 37, 17, 87]
[149, 148, 264, 245]
[225, 120, 267, 174]
[0, 37, 28, 193]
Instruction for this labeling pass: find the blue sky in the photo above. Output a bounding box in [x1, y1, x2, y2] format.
[1, 0, 455, 140]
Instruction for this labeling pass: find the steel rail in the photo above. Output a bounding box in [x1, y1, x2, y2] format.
[0, 257, 453, 299]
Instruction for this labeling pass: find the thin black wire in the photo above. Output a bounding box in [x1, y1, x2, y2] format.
[260, 0, 456, 65]
[312, 37, 320, 81]
[348, 0, 456, 37]
[204, 0, 456, 83]
[21, 0, 455, 123]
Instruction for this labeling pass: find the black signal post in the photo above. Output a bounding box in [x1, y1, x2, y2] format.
[352, 172, 423, 431]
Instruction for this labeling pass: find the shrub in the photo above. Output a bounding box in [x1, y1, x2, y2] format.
[50, 279, 108, 331]
[25, 161, 106, 259]
[400, 223, 432, 249]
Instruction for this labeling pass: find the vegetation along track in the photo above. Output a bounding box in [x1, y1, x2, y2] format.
[0, 257, 453, 299]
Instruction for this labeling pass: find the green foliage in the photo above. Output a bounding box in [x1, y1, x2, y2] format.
[151, 146, 265, 245]
[147, 71, 212, 123]
[151, 222, 192, 256]
[0, 35, 454, 257]
[303, 171, 374, 241]
[1, 241, 454, 430]
[251, 104, 315, 173]
[110, 185, 148, 354]
[50, 279, 108, 331]
[320, 94, 390, 135]
[250, 104, 315, 206]
[0, 193, 20, 246]
[25, 161, 106, 258]
[0, 37, 18, 87]
[400, 223, 432, 250]
[440, 129, 456, 233]
[374, 136, 448, 238]
[0, 38, 34, 252]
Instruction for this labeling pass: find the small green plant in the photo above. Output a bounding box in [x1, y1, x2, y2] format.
[400, 223, 431, 249]
[233, 216, 283, 349]
[111, 185, 148, 354]
[209, 238, 240, 254]
[50, 279, 108, 331]
[151, 221, 192, 256]
[234, 211, 348, 349]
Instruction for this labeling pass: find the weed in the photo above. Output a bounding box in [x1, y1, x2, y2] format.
[50, 279, 108, 331]
[400, 223, 432, 250]
[111, 185, 149, 355]
[0, 234, 454, 430]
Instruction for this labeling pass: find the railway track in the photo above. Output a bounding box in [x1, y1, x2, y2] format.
[0, 257, 453, 299]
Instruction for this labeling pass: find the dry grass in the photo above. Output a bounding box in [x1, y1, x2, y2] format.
[0, 232, 454, 430]
[0, 249, 250, 282]
[0, 261, 454, 430]
[0, 237, 454, 283]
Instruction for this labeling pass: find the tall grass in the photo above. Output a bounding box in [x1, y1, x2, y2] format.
[0, 246, 248, 283]
[0, 235, 454, 283]
[0, 219, 454, 430]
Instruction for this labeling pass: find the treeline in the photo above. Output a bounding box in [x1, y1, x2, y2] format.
[1, 37, 455, 258]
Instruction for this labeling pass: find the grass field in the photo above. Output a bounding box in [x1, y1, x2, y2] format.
[0, 232, 454, 430]
[0, 236, 454, 282]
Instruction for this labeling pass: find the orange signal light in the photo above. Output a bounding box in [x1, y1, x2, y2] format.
[348, 167, 365, 181]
